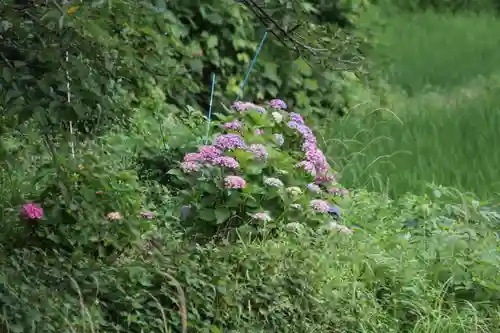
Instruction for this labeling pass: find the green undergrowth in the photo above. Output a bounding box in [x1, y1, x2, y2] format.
[1, 183, 500, 332]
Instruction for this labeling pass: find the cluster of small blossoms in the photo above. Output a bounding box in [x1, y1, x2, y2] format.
[213, 156, 239, 169]
[223, 120, 242, 131]
[295, 160, 315, 175]
[252, 212, 272, 222]
[20, 203, 43, 220]
[180, 161, 200, 173]
[268, 99, 287, 110]
[181, 145, 239, 173]
[214, 134, 246, 151]
[106, 212, 122, 220]
[254, 129, 264, 135]
[248, 144, 268, 160]
[328, 187, 349, 197]
[307, 183, 321, 193]
[272, 111, 283, 123]
[264, 177, 284, 187]
[315, 174, 336, 185]
[286, 186, 302, 196]
[232, 101, 266, 114]
[274, 134, 285, 146]
[310, 199, 330, 213]
[287, 113, 331, 182]
[224, 175, 246, 189]
[140, 211, 154, 219]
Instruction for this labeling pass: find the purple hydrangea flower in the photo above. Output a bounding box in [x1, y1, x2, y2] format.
[214, 134, 246, 150]
[248, 144, 268, 160]
[290, 112, 304, 124]
[268, 99, 287, 109]
[328, 206, 341, 217]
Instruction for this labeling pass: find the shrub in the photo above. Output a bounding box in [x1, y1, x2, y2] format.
[167, 99, 351, 241]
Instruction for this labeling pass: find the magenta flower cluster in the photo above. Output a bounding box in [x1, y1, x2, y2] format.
[288, 115, 330, 178]
[223, 120, 242, 131]
[224, 175, 246, 189]
[20, 203, 43, 220]
[181, 144, 240, 172]
[232, 101, 266, 114]
[214, 134, 246, 151]
[268, 99, 287, 110]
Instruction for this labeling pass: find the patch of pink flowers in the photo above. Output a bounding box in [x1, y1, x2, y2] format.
[181, 161, 200, 173]
[289, 112, 304, 124]
[214, 134, 246, 150]
[223, 120, 242, 131]
[232, 101, 266, 114]
[224, 175, 246, 189]
[296, 160, 316, 175]
[248, 144, 268, 160]
[183, 153, 202, 162]
[268, 99, 287, 110]
[310, 199, 330, 213]
[199, 145, 222, 161]
[20, 203, 43, 220]
[316, 174, 336, 184]
[328, 187, 349, 196]
[140, 211, 154, 219]
[254, 129, 264, 135]
[213, 156, 239, 169]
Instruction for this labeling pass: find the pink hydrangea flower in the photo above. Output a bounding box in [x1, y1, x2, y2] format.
[232, 101, 265, 113]
[296, 161, 316, 175]
[268, 99, 287, 110]
[310, 200, 330, 213]
[180, 161, 200, 172]
[224, 175, 246, 189]
[289, 112, 304, 124]
[223, 120, 242, 131]
[140, 211, 154, 219]
[248, 144, 268, 160]
[199, 145, 222, 161]
[20, 203, 43, 220]
[214, 134, 246, 150]
[315, 174, 336, 184]
[254, 129, 264, 135]
[213, 156, 239, 169]
[183, 153, 203, 162]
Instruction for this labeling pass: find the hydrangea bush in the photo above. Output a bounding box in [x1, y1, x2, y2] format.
[169, 99, 351, 240]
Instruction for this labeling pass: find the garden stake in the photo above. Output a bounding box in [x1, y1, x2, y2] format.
[204, 72, 216, 145]
[235, 30, 268, 101]
[65, 51, 75, 159]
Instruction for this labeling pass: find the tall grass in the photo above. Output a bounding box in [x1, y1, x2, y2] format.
[321, 10, 500, 199]
[372, 10, 500, 94]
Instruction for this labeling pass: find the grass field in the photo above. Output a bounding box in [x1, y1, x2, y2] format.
[324, 10, 500, 199]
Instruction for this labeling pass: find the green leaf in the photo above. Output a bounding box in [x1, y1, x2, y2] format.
[215, 207, 230, 224]
[207, 35, 218, 48]
[199, 208, 215, 222]
[2, 67, 12, 83]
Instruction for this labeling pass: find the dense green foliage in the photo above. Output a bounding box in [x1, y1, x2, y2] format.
[1, 0, 500, 332]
